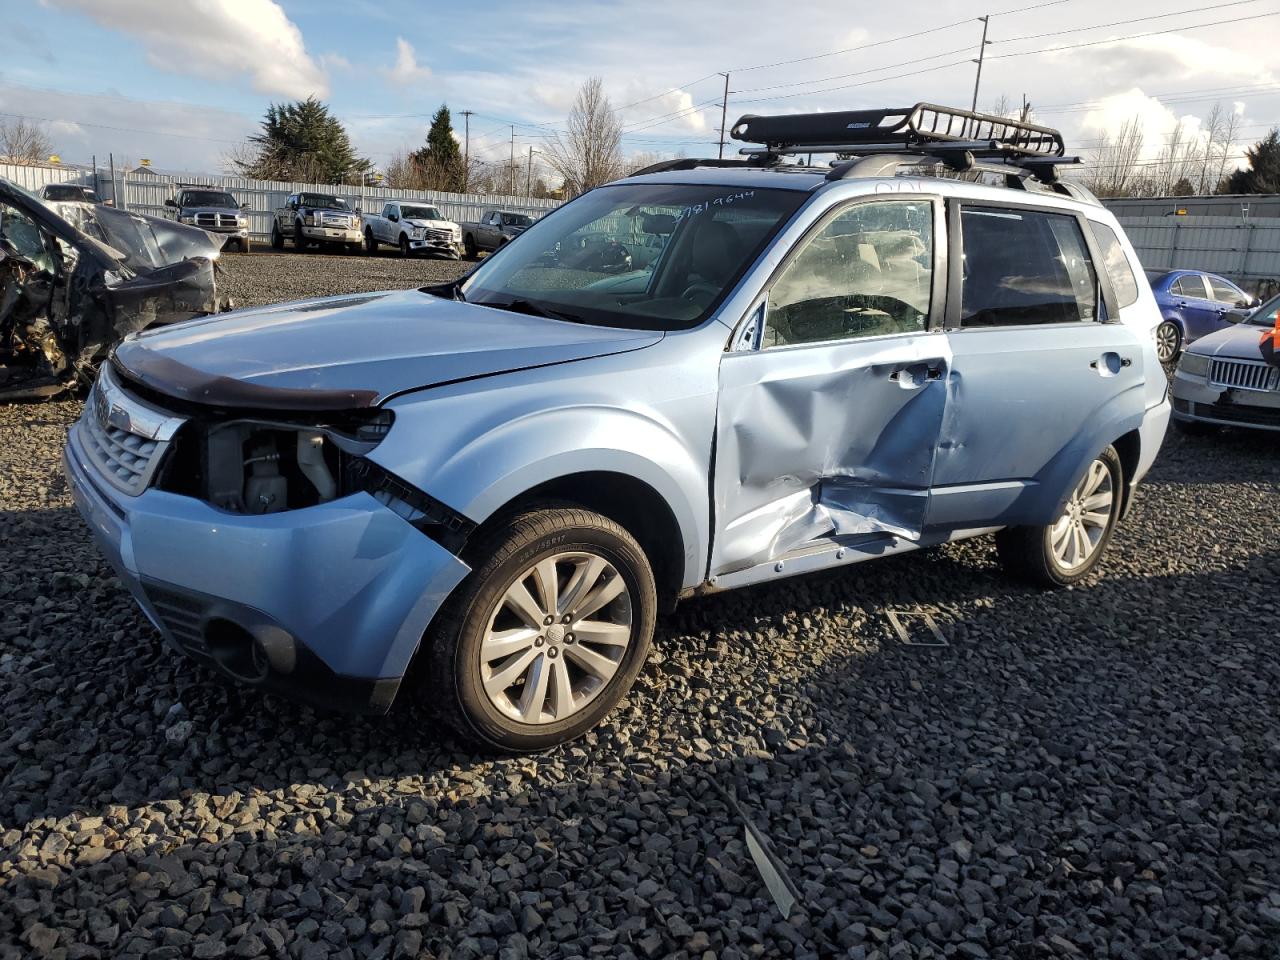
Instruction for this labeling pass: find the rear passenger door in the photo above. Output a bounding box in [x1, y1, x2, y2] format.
[1171, 274, 1220, 342]
[927, 201, 1147, 530]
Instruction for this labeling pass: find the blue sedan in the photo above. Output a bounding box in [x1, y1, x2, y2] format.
[1147, 269, 1260, 362]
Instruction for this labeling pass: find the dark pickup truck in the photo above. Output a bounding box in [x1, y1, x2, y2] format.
[459, 209, 534, 259]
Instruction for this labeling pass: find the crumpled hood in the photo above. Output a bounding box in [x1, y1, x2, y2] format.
[111, 289, 662, 409]
[1186, 321, 1276, 361]
[404, 218, 455, 229]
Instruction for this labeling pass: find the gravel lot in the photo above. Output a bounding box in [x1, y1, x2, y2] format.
[2, 251, 1279, 959]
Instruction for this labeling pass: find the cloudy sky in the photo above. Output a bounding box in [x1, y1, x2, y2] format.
[1, 0, 1277, 177]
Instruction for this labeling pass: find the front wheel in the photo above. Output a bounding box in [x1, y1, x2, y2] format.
[270, 225, 283, 250]
[399, 234, 411, 258]
[364, 229, 377, 254]
[1156, 320, 1183, 364]
[995, 446, 1123, 588]
[425, 507, 656, 752]
[464, 234, 478, 260]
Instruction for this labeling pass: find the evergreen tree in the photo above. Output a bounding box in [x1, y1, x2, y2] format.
[1221, 130, 1280, 194]
[410, 105, 465, 192]
[236, 97, 371, 184]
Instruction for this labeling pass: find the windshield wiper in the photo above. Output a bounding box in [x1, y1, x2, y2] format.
[489, 298, 583, 323]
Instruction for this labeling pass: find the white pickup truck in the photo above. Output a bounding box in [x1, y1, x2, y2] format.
[361, 201, 462, 258]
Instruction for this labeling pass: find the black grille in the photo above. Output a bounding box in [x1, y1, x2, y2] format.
[144, 584, 210, 651]
[1183, 399, 1280, 429]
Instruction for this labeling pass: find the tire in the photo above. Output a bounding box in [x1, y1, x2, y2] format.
[345, 242, 360, 254]
[995, 446, 1124, 588]
[399, 234, 411, 258]
[293, 221, 307, 250]
[425, 506, 656, 752]
[364, 229, 377, 254]
[240, 237, 252, 254]
[1156, 320, 1182, 363]
[270, 224, 283, 250]
[464, 234, 478, 260]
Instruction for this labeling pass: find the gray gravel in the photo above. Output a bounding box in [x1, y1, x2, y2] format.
[2, 253, 1279, 959]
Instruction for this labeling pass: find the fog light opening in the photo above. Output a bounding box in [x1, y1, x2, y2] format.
[205, 618, 270, 683]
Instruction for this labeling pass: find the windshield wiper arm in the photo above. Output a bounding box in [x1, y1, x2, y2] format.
[491, 298, 583, 323]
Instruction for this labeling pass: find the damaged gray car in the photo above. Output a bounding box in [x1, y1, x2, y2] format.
[0, 176, 228, 400]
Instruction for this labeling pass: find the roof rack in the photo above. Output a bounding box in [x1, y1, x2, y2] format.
[730, 102, 1082, 186]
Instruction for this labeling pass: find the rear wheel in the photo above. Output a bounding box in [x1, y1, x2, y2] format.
[1156, 321, 1182, 363]
[240, 237, 252, 253]
[996, 446, 1123, 588]
[426, 507, 656, 752]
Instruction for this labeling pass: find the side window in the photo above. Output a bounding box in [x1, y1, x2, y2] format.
[1089, 221, 1139, 308]
[763, 199, 933, 348]
[0, 203, 54, 272]
[383, 203, 395, 219]
[1208, 276, 1246, 305]
[959, 206, 1098, 327]
[1173, 275, 1207, 299]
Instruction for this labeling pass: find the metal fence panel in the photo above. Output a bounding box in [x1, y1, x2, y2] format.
[1116, 216, 1280, 283]
[1, 161, 561, 241]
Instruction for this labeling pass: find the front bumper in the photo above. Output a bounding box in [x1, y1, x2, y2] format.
[406, 237, 462, 257]
[301, 225, 362, 243]
[64, 423, 470, 713]
[1170, 369, 1280, 432]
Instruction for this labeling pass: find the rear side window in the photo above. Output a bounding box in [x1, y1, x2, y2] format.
[959, 207, 1098, 327]
[1172, 275, 1207, 299]
[1089, 221, 1139, 308]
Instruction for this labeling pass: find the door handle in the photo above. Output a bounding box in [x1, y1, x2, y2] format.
[1090, 353, 1132, 374]
[888, 362, 945, 387]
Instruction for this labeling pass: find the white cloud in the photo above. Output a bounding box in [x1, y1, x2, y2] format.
[382, 38, 432, 87]
[45, 0, 328, 99]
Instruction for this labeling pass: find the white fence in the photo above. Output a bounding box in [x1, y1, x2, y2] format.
[1117, 215, 1280, 285]
[1, 162, 561, 242]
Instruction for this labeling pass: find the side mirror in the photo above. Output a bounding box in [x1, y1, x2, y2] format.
[355, 206, 362, 215]
[164, 198, 177, 208]
[1250, 296, 1262, 309]
[240, 202, 249, 211]
[388, 213, 398, 222]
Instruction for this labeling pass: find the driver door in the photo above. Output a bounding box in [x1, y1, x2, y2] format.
[712, 196, 950, 575]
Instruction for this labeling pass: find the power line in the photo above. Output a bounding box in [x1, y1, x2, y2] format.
[993, 0, 1264, 43]
[728, 0, 1076, 73]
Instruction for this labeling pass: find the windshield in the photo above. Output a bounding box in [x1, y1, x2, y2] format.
[299, 194, 347, 209]
[183, 191, 237, 208]
[501, 213, 533, 227]
[1246, 293, 1280, 327]
[461, 183, 807, 330]
[401, 205, 443, 220]
[44, 184, 93, 202]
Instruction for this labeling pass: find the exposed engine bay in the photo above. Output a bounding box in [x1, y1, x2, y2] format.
[0, 177, 229, 401]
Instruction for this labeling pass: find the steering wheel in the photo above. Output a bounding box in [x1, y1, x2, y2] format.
[598, 241, 632, 274]
[681, 281, 719, 304]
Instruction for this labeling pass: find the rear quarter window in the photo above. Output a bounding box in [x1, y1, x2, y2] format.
[1089, 221, 1140, 309]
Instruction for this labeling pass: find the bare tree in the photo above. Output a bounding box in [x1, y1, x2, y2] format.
[1150, 120, 1203, 196]
[0, 118, 53, 165]
[1085, 115, 1146, 198]
[542, 77, 624, 198]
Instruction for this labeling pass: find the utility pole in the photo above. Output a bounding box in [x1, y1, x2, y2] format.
[717, 72, 731, 159]
[526, 146, 534, 199]
[1020, 93, 1030, 122]
[108, 152, 118, 210]
[460, 110, 474, 193]
[509, 125, 515, 196]
[970, 16, 990, 113]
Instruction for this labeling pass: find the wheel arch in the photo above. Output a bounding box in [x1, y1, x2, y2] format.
[470, 471, 687, 612]
[1111, 427, 1142, 519]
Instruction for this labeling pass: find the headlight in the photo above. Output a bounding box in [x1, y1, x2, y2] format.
[1178, 352, 1210, 378]
[237, 216, 248, 227]
[304, 213, 315, 225]
[411, 227, 426, 240]
[179, 214, 195, 224]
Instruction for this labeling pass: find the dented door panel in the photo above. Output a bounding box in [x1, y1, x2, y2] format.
[711, 333, 951, 575]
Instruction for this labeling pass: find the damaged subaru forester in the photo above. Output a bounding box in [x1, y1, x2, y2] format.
[65, 105, 1170, 751]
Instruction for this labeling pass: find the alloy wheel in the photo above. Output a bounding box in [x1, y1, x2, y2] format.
[1049, 458, 1115, 572]
[1156, 322, 1180, 363]
[478, 551, 633, 725]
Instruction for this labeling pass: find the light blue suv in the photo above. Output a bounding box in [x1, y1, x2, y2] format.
[64, 105, 1171, 750]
